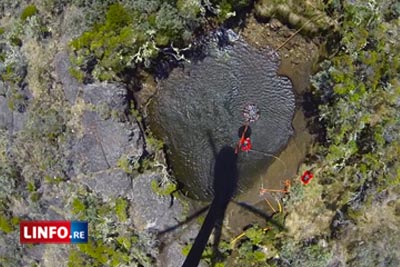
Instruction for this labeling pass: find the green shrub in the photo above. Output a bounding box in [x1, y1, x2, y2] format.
[0, 214, 13, 233]
[72, 198, 86, 215]
[255, 3, 399, 266]
[69, 3, 151, 80]
[151, 179, 177, 196]
[21, 5, 38, 20]
[232, 225, 277, 266]
[278, 241, 332, 267]
[68, 1, 206, 81]
[311, 0, 400, 205]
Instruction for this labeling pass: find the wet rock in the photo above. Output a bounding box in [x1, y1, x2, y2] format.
[134, 74, 158, 108]
[63, 81, 144, 200]
[126, 171, 207, 266]
[11, 109, 29, 133]
[160, 241, 187, 267]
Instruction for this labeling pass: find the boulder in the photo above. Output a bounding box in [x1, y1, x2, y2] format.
[80, 169, 132, 200]
[54, 52, 81, 104]
[68, 110, 142, 176]
[129, 172, 183, 232]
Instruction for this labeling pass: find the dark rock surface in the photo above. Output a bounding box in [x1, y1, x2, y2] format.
[1, 9, 193, 267]
[0, 96, 11, 130]
[158, 223, 206, 267]
[83, 83, 128, 116]
[69, 110, 142, 175]
[54, 52, 80, 104]
[0, 93, 29, 135]
[129, 172, 183, 231]
[81, 169, 132, 199]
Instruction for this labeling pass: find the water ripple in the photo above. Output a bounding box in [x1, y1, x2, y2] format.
[150, 36, 295, 200]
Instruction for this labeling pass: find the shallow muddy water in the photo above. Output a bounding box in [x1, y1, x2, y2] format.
[149, 33, 296, 200]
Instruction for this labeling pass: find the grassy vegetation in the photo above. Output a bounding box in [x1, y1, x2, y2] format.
[188, 1, 399, 266]
[69, 187, 156, 266]
[235, 1, 398, 266]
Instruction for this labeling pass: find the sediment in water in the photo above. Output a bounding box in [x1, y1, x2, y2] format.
[149, 32, 296, 200]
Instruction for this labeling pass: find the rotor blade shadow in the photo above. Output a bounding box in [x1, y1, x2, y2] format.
[211, 213, 225, 267]
[182, 145, 238, 267]
[158, 205, 210, 236]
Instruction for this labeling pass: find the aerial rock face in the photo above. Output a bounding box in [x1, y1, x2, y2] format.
[54, 51, 80, 104]
[55, 55, 186, 264]
[0, 84, 30, 135]
[150, 34, 296, 200]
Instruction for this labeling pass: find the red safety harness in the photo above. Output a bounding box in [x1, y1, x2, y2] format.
[240, 137, 252, 152]
[235, 124, 252, 154]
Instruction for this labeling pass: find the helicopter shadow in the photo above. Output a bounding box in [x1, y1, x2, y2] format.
[159, 130, 285, 267]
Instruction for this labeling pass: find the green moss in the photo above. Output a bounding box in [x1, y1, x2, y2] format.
[115, 198, 128, 222]
[196, 215, 205, 224]
[105, 3, 132, 29]
[68, 67, 85, 83]
[155, 33, 170, 46]
[216, 0, 234, 22]
[7, 99, 15, 111]
[151, 179, 177, 196]
[182, 243, 191, 256]
[69, 3, 139, 80]
[27, 182, 36, 192]
[30, 192, 40, 202]
[117, 236, 131, 250]
[21, 5, 38, 21]
[0, 214, 13, 233]
[44, 175, 65, 184]
[68, 248, 85, 267]
[146, 131, 164, 151]
[72, 198, 86, 215]
[117, 156, 132, 174]
[10, 36, 22, 47]
[244, 226, 266, 245]
[68, 0, 204, 82]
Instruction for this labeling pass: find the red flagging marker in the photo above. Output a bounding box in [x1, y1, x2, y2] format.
[300, 170, 314, 185]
